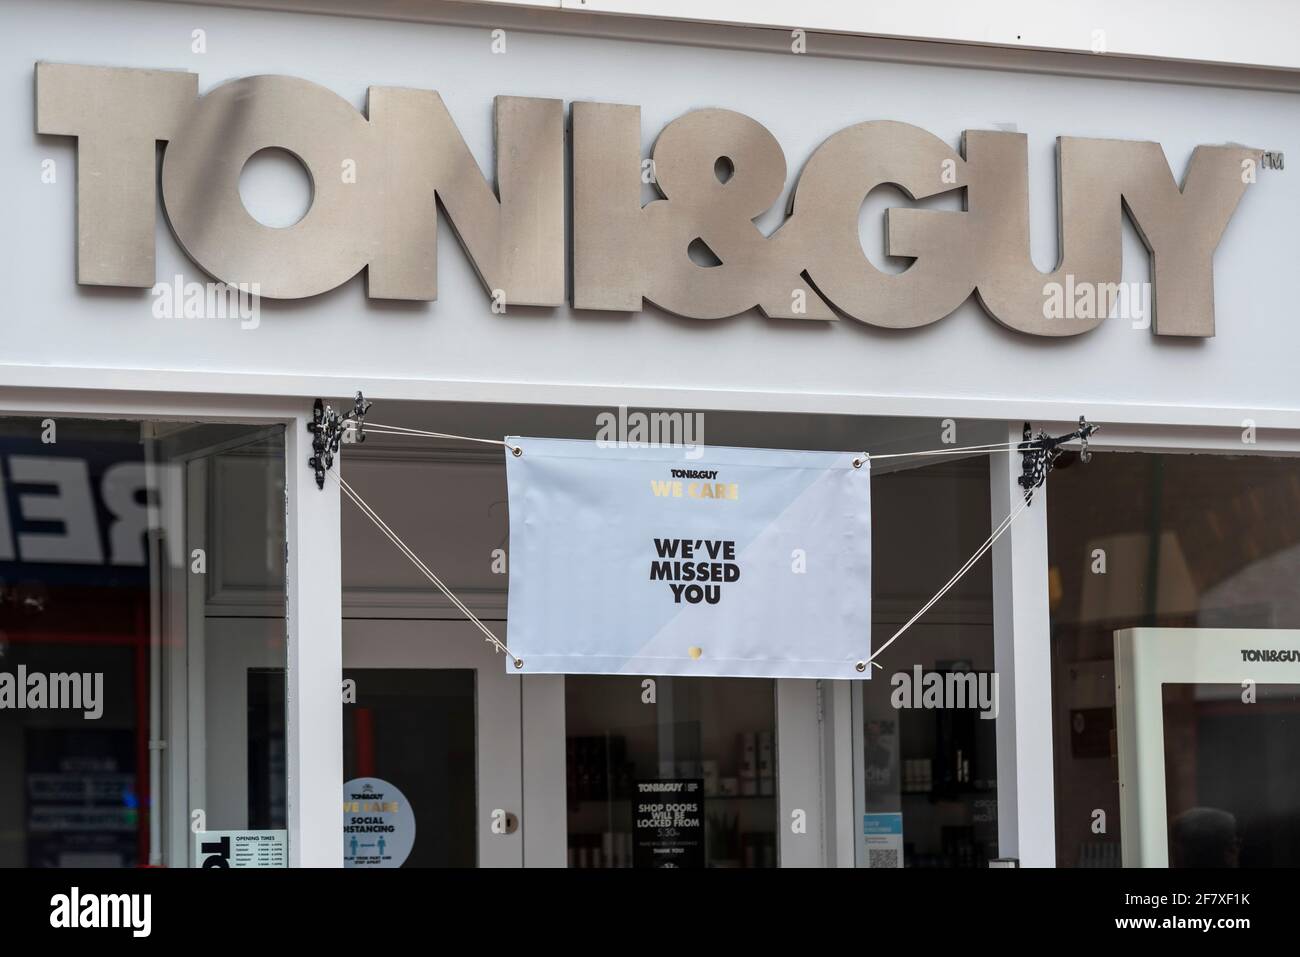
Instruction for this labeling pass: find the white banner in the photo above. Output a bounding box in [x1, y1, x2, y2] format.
[504, 438, 871, 679]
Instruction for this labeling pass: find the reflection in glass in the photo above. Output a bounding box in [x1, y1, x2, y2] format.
[860, 456, 997, 867]
[1162, 683, 1300, 867]
[0, 417, 286, 867]
[565, 676, 777, 868]
[1049, 452, 1300, 867]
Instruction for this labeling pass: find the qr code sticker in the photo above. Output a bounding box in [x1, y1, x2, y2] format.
[867, 848, 901, 869]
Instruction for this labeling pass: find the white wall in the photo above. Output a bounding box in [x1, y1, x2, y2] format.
[1, 0, 1298, 427]
[451, 0, 1300, 71]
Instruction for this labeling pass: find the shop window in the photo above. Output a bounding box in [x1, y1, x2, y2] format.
[1049, 452, 1300, 867]
[565, 676, 778, 868]
[858, 456, 998, 868]
[0, 417, 287, 867]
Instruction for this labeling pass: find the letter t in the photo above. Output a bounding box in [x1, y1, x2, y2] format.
[36, 63, 197, 287]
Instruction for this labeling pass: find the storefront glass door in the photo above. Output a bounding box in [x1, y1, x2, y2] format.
[564, 675, 780, 867]
[341, 619, 523, 867]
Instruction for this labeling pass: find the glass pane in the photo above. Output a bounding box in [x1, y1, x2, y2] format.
[342, 668, 476, 867]
[247, 669, 287, 830]
[565, 675, 777, 868]
[1162, 683, 1300, 867]
[1048, 452, 1300, 867]
[0, 417, 287, 867]
[860, 456, 997, 868]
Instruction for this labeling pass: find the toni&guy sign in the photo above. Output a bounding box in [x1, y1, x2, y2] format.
[35, 63, 1261, 338]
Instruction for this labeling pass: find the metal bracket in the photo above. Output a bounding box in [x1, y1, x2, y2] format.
[1018, 415, 1098, 504]
[307, 391, 371, 490]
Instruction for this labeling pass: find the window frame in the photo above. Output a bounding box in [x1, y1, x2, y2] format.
[0, 387, 341, 867]
[1030, 420, 1300, 868]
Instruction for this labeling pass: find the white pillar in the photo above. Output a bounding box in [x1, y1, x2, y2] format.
[821, 679, 857, 867]
[285, 409, 343, 866]
[989, 423, 1056, 866]
[776, 678, 824, 867]
[521, 675, 568, 867]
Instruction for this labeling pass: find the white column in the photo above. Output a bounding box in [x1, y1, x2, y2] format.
[989, 423, 1056, 866]
[521, 675, 568, 867]
[821, 679, 857, 867]
[285, 410, 343, 866]
[776, 678, 823, 866]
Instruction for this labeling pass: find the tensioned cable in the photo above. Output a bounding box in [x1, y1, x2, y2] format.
[359, 429, 517, 450]
[352, 421, 1040, 462]
[861, 494, 1032, 671]
[870, 440, 1041, 460]
[338, 474, 519, 665]
[348, 421, 521, 454]
[337, 421, 1057, 675]
[333, 472, 522, 668]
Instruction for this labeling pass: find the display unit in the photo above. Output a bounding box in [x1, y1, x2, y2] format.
[1114, 628, 1300, 867]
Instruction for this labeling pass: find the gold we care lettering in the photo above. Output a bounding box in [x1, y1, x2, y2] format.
[36, 62, 1261, 337]
[650, 480, 739, 500]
